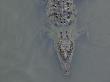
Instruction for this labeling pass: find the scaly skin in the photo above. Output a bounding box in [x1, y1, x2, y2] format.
[46, 0, 78, 41]
[46, 0, 79, 76]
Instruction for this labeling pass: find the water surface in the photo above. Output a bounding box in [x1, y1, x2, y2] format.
[0, 0, 110, 82]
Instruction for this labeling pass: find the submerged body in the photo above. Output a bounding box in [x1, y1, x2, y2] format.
[47, 0, 77, 76]
[47, 0, 77, 27]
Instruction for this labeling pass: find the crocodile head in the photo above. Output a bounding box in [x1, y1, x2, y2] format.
[57, 31, 73, 61]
